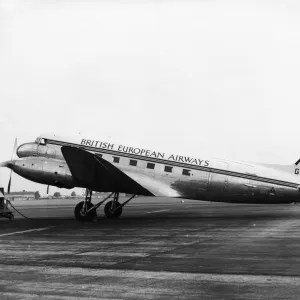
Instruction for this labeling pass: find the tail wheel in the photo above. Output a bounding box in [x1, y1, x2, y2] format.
[104, 201, 123, 218]
[74, 201, 97, 222]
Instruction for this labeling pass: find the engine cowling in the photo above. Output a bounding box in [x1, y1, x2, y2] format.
[12, 157, 78, 189]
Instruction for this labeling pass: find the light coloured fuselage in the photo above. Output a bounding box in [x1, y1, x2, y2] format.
[11, 134, 300, 204]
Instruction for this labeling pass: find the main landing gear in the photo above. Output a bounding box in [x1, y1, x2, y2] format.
[74, 190, 136, 222]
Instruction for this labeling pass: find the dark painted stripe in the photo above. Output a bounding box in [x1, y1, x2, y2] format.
[47, 139, 299, 189]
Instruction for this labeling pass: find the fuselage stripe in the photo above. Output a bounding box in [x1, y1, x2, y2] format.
[46, 139, 299, 189]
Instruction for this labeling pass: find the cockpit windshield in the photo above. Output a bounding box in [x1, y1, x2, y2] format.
[35, 137, 47, 145]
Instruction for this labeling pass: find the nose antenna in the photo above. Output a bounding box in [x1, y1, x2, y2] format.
[7, 138, 18, 194]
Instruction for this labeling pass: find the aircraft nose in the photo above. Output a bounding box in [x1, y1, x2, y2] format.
[16, 143, 38, 158]
[16, 145, 22, 157]
[16, 144, 24, 158]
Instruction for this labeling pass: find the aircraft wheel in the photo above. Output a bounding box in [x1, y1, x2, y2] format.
[104, 201, 123, 218]
[74, 201, 97, 222]
[8, 213, 14, 222]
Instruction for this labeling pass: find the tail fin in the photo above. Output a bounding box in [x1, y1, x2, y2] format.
[260, 161, 300, 176]
[294, 159, 300, 175]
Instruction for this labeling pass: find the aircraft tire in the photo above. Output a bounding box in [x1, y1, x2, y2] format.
[74, 201, 97, 222]
[104, 201, 123, 218]
[8, 213, 14, 222]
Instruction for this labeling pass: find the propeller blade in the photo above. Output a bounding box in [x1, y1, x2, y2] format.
[11, 137, 18, 160]
[7, 170, 12, 194]
[6, 137, 18, 194]
[46, 185, 49, 194]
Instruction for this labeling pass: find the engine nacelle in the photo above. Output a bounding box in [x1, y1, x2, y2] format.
[12, 157, 78, 189]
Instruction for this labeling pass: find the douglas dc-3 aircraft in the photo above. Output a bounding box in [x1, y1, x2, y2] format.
[1, 133, 300, 221]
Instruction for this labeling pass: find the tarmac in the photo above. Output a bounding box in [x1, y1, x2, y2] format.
[0, 196, 300, 299]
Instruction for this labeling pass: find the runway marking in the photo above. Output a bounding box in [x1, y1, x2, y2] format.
[144, 209, 170, 214]
[77, 251, 148, 257]
[0, 226, 55, 237]
[4, 265, 298, 285]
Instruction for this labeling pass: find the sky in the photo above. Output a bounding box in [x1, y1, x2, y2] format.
[1, 0, 300, 194]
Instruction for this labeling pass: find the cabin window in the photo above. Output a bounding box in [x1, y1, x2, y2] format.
[164, 166, 173, 173]
[147, 162, 155, 169]
[182, 169, 191, 176]
[129, 159, 137, 166]
[113, 156, 120, 163]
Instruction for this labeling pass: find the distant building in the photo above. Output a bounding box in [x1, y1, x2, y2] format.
[4, 191, 35, 201]
[80, 190, 127, 199]
[92, 192, 127, 198]
[93, 192, 106, 198]
[40, 195, 53, 199]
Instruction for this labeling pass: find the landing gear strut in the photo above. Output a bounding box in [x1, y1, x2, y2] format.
[74, 191, 136, 222]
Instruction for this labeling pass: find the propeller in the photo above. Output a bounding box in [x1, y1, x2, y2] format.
[7, 138, 18, 194]
[46, 185, 50, 194]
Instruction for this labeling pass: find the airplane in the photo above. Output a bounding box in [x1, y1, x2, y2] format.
[1, 133, 300, 222]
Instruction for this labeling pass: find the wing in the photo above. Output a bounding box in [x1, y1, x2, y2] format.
[61, 146, 181, 197]
[61, 146, 180, 197]
[61, 146, 153, 195]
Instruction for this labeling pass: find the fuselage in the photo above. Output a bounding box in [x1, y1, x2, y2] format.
[12, 134, 300, 204]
